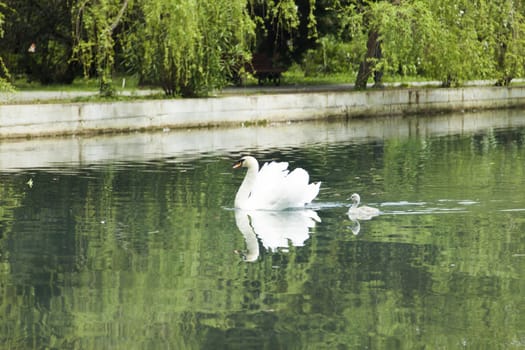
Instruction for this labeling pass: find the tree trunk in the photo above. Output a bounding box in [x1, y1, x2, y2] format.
[495, 42, 513, 86]
[355, 30, 382, 89]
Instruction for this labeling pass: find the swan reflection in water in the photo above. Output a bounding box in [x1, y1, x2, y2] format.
[234, 209, 321, 262]
[347, 214, 362, 236]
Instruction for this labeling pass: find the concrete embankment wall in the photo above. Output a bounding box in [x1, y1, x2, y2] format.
[1, 86, 525, 138]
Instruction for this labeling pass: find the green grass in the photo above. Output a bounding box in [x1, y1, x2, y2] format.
[9, 67, 525, 104]
[5, 74, 169, 103]
[248, 63, 437, 87]
[282, 71, 353, 85]
[13, 74, 145, 92]
[14, 78, 98, 91]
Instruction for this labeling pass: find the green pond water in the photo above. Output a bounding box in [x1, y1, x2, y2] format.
[0, 110, 524, 349]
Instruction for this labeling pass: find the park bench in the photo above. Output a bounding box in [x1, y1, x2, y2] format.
[247, 53, 285, 86]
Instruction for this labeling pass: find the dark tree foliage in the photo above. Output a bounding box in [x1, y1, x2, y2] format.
[2, 0, 80, 84]
[0, 0, 525, 93]
[0, 1, 11, 90]
[250, 0, 317, 66]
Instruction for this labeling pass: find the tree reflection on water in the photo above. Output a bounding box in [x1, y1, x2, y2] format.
[0, 110, 524, 349]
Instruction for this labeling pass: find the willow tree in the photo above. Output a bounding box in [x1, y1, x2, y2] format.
[335, 1, 428, 89]
[0, 1, 12, 92]
[423, 0, 494, 86]
[488, 0, 525, 85]
[342, 0, 496, 88]
[122, 0, 254, 97]
[249, 0, 311, 49]
[72, 0, 131, 95]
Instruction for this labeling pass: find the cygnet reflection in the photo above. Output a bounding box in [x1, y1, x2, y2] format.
[234, 209, 321, 262]
[347, 215, 361, 236]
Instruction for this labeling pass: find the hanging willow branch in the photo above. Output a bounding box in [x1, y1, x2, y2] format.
[72, 0, 130, 95]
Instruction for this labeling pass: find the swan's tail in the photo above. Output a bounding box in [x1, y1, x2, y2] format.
[305, 181, 321, 205]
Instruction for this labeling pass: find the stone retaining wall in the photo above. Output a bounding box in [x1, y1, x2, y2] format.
[1, 86, 525, 138]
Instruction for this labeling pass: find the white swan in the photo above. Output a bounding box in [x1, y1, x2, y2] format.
[233, 156, 321, 210]
[348, 193, 380, 220]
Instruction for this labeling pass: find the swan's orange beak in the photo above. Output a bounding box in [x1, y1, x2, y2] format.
[232, 160, 243, 169]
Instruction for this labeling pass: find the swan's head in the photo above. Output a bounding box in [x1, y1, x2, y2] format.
[233, 156, 258, 170]
[349, 193, 361, 204]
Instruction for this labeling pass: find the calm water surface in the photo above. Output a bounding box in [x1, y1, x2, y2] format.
[1, 110, 524, 349]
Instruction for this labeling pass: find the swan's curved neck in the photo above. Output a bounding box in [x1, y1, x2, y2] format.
[234, 164, 259, 209]
[351, 198, 360, 209]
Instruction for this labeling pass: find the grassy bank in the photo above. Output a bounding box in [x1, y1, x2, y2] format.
[4, 69, 525, 105]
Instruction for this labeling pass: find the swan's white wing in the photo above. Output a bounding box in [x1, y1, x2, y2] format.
[249, 161, 320, 210]
[248, 161, 291, 209]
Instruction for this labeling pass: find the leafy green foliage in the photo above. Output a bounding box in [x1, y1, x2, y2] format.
[72, 0, 131, 96]
[121, 0, 254, 97]
[420, 0, 494, 85]
[301, 35, 359, 75]
[2, 0, 525, 93]
[487, 0, 525, 85]
[269, 0, 301, 35]
[0, 1, 13, 92]
[320, 0, 525, 87]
